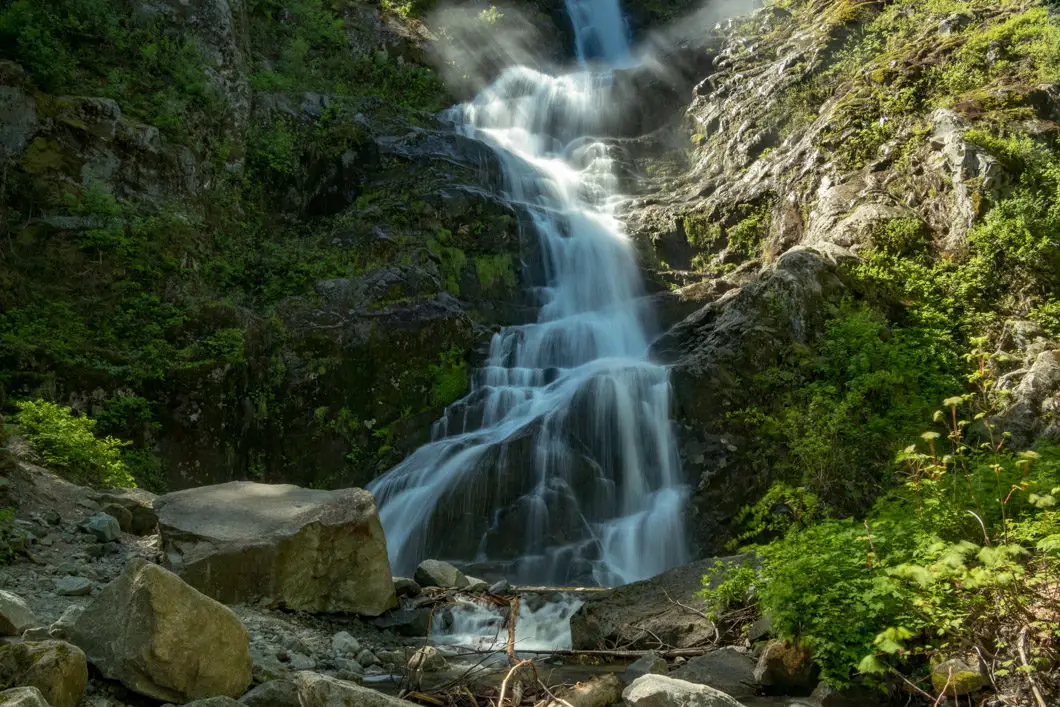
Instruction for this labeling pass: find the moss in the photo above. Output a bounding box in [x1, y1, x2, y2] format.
[474, 253, 517, 293]
[19, 138, 68, 175]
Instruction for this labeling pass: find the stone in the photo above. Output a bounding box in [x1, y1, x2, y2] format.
[406, 646, 447, 673]
[413, 559, 469, 589]
[185, 699, 242, 707]
[240, 680, 300, 707]
[48, 606, 82, 640]
[80, 513, 121, 543]
[994, 350, 1060, 448]
[293, 671, 419, 706]
[542, 673, 622, 707]
[621, 674, 743, 707]
[252, 648, 288, 683]
[571, 557, 748, 650]
[21, 628, 50, 641]
[288, 652, 315, 671]
[747, 615, 772, 642]
[356, 649, 379, 668]
[334, 658, 364, 682]
[0, 83, 37, 159]
[0, 687, 50, 707]
[68, 558, 252, 702]
[93, 488, 159, 535]
[670, 648, 756, 699]
[623, 652, 668, 683]
[330, 631, 361, 656]
[0, 590, 38, 636]
[158, 482, 396, 615]
[55, 576, 93, 597]
[0, 640, 88, 707]
[753, 641, 818, 695]
[98, 504, 134, 534]
[931, 656, 987, 696]
[464, 575, 489, 592]
[393, 577, 421, 597]
[488, 578, 511, 595]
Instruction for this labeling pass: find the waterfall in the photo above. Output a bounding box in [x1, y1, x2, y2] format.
[368, 0, 687, 587]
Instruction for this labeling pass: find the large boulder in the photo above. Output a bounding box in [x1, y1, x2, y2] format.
[0, 590, 38, 636]
[293, 671, 418, 707]
[571, 556, 750, 650]
[0, 687, 49, 707]
[239, 680, 300, 707]
[69, 559, 252, 702]
[157, 482, 397, 615]
[0, 641, 88, 707]
[670, 647, 756, 699]
[621, 674, 743, 707]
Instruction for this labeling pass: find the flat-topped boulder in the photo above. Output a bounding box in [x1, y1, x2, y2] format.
[570, 556, 752, 650]
[157, 482, 396, 615]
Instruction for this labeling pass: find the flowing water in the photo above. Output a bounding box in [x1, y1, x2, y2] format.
[368, 0, 687, 592]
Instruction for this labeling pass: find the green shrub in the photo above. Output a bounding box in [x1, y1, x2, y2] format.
[13, 400, 135, 488]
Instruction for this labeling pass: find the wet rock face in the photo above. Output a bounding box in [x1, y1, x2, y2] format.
[651, 248, 848, 553]
[158, 482, 397, 615]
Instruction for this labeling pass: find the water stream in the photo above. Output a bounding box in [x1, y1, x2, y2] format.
[368, 0, 687, 593]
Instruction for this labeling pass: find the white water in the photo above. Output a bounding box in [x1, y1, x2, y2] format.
[432, 595, 584, 654]
[368, 0, 687, 589]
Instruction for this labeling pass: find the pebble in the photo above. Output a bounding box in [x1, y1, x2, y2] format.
[287, 652, 315, 671]
[331, 631, 361, 656]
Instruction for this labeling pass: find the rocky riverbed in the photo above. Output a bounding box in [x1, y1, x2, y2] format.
[0, 451, 872, 707]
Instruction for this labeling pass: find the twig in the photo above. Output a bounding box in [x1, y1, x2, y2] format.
[536, 678, 576, 707]
[662, 588, 718, 644]
[1017, 626, 1048, 707]
[497, 659, 533, 707]
[933, 667, 953, 707]
[507, 596, 521, 666]
[891, 669, 936, 702]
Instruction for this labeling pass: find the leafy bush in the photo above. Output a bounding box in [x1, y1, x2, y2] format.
[13, 400, 135, 488]
[720, 354, 1060, 692]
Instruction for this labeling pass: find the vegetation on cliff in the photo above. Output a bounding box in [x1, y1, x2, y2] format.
[685, 0, 1060, 700]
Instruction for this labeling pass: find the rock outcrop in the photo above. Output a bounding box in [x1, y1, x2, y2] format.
[157, 482, 396, 615]
[69, 559, 252, 702]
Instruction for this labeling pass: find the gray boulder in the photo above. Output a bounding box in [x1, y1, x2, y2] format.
[571, 557, 749, 650]
[622, 674, 743, 707]
[0, 590, 38, 636]
[69, 558, 252, 701]
[414, 559, 469, 589]
[158, 482, 396, 615]
[623, 652, 667, 683]
[293, 671, 419, 706]
[81, 512, 121, 542]
[0, 640, 88, 707]
[0, 687, 50, 707]
[407, 646, 447, 673]
[185, 699, 242, 707]
[670, 647, 756, 698]
[330, 631, 360, 657]
[240, 680, 300, 707]
[393, 577, 421, 597]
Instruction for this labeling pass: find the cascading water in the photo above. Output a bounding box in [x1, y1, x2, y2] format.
[368, 0, 687, 588]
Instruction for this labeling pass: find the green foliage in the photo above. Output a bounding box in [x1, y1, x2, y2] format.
[731, 300, 961, 510]
[13, 399, 135, 488]
[429, 347, 468, 407]
[698, 559, 758, 623]
[726, 352, 1060, 689]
